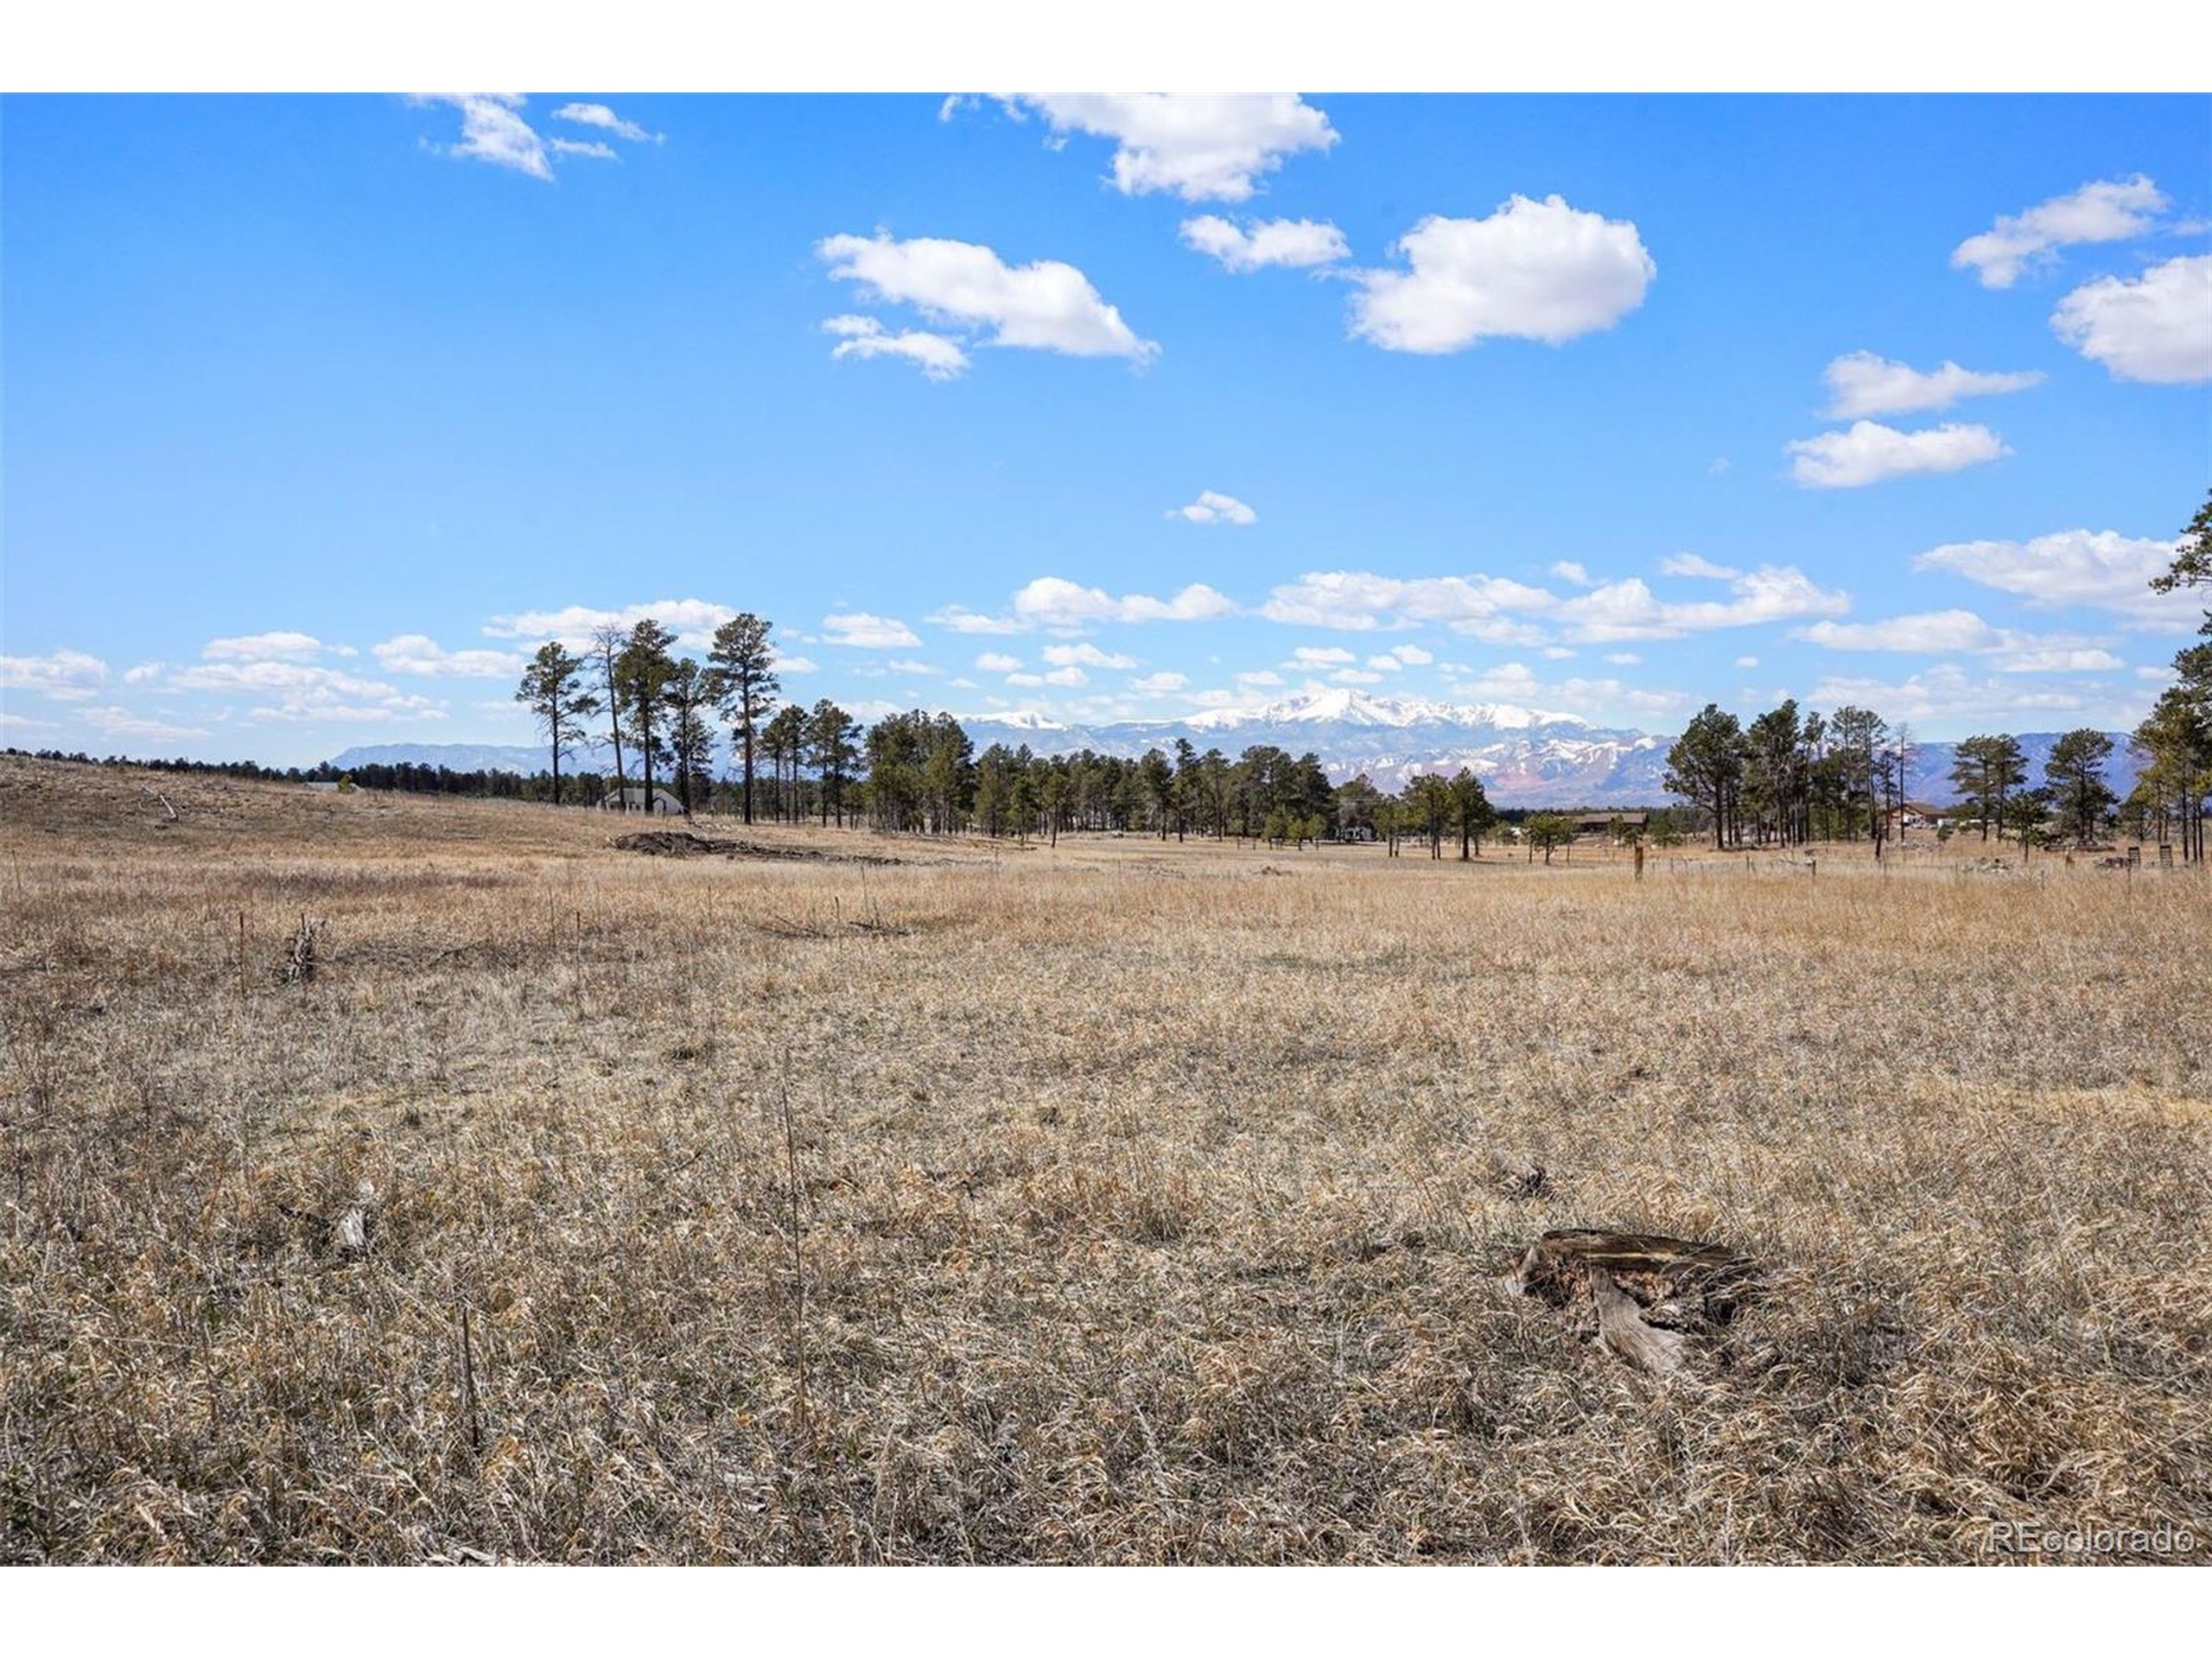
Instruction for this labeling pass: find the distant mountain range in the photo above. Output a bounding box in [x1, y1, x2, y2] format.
[330, 690, 2142, 809]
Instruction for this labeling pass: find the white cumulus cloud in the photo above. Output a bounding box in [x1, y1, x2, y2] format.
[1255, 563, 1840, 644]
[166, 659, 443, 724]
[1168, 489, 1257, 526]
[202, 631, 332, 662]
[372, 635, 528, 678]
[1007, 577, 1235, 630]
[1657, 553, 1741, 581]
[817, 232, 1157, 364]
[0, 647, 108, 701]
[1043, 643, 1137, 670]
[1554, 567, 1849, 643]
[1809, 664, 2138, 728]
[1349, 194, 1656, 353]
[484, 598, 736, 651]
[76, 705, 212, 742]
[1786, 420, 2010, 489]
[1799, 610, 2005, 653]
[1179, 215, 1348, 272]
[1951, 175, 2168, 289]
[992, 94, 1337, 203]
[1915, 528, 2199, 630]
[553, 102, 662, 143]
[1821, 351, 2045, 418]
[1259, 570, 1554, 632]
[820, 612, 922, 650]
[416, 94, 552, 181]
[822, 315, 971, 381]
[2050, 254, 2212, 385]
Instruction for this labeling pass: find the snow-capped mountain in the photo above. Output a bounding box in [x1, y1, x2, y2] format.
[329, 694, 2142, 810]
[958, 691, 1675, 804]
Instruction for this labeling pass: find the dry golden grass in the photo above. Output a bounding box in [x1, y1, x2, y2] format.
[3, 753, 2207, 1563]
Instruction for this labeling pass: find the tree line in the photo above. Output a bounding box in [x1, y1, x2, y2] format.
[31, 489, 2206, 855]
[513, 620, 1554, 848]
[1660, 488, 2209, 859]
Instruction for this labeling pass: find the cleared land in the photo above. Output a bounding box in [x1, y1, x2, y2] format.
[2, 754, 2207, 1563]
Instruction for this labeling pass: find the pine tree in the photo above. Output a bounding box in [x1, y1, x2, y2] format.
[806, 700, 860, 827]
[660, 658, 715, 816]
[1664, 703, 1746, 849]
[2044, 728, 2116, 847]
[1525, 812, 1573, 865]
[708, 613, 779, 825]
[615, 620, 678, 814]
[513, 641, 599, 804]
[762, 704, 808, 821]
[1449, 767, 1496, 859]
[588, 623, 630, 801]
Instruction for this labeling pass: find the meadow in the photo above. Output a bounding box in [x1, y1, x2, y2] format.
[3, 753, 2206, 1563]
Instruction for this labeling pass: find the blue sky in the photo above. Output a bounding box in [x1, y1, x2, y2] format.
[3, 92, 2209, 763]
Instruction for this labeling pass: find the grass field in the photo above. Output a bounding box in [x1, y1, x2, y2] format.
[3, 753, 2207, 1563]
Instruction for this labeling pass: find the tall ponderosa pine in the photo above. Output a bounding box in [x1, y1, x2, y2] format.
[1745, 700, 1806, 845]
[1884, 722, 1919, 836]
[2044, 728, 2116, 847]
[513, 641, 599, 804]
[806, 699, 861, 827]
[588, 623, 629, 799]
[1449, 767, 1496, 859]
[2134, 487, 2212, 861]
[615, 620, 678, 814]
[1406, 774, 1452, 858]
[1664, 702, 1746, 849]
[1949, 734, 2027, 842]
[762, 703, 808, 821]
[708, 613, 779, 825]
[1827, 705, 1891, 847]
[660, 658, 715, 816]
[1137, 749, 1175, 839]
[2131, 687, 2209, 862]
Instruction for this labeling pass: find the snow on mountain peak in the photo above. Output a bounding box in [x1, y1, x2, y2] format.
[1186, 690, 1586, 732]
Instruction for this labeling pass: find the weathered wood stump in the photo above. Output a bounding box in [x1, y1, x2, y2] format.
[1506, 1228, 1757, 1376]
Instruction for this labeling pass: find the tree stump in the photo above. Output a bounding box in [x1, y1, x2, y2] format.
[1506, 1228, 1756, 1375]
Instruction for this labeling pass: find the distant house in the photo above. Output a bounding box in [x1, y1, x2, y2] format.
[1573, 811, 1648, 838]
[599, 785, 684, 816]
[1883, 800, 1948, 834]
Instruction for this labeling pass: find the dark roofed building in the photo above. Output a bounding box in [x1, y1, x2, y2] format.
[1573, 810, 1649, 837]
